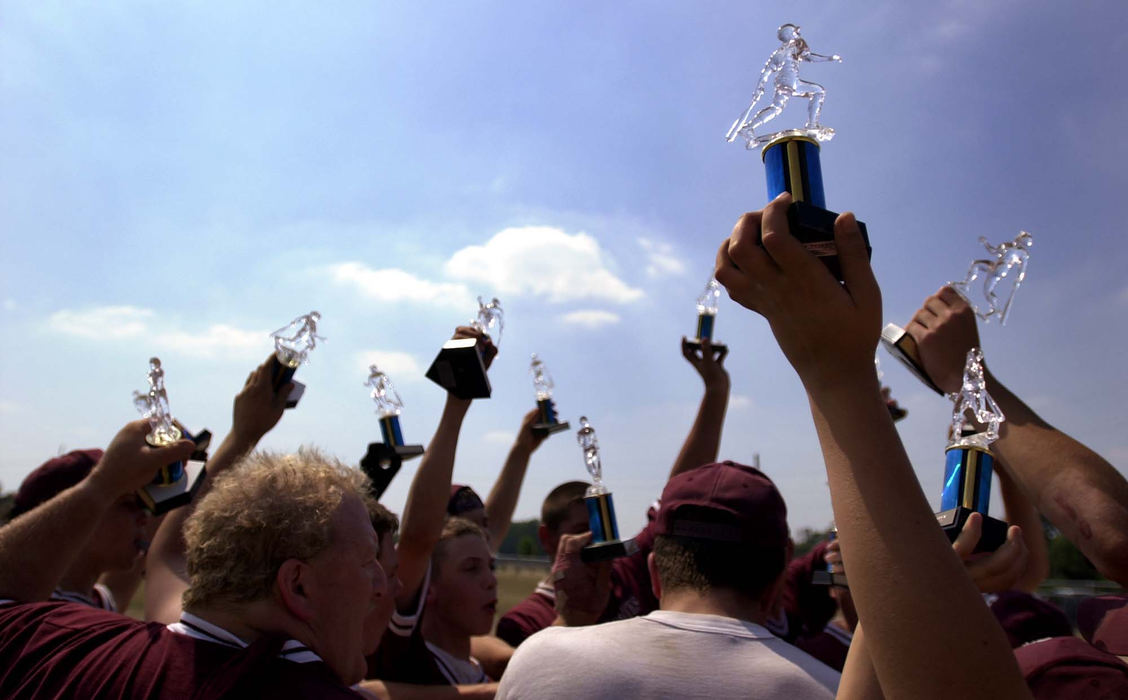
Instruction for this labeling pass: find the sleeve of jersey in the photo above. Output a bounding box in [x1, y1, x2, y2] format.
[388, 561, 431, 638]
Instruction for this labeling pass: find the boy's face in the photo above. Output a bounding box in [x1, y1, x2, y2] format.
[428, 534, 498, 637]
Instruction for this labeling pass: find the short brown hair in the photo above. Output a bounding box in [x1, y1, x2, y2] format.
[540, 481, 589, 533]
[432, 517, 489, 576]
[653, 532, 786, 601]
[182, 448, 377, 608]
[370, 501, 399, 541]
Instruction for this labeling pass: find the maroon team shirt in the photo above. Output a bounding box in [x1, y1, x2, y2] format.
[0, 601, 361, 699]
[496, 508, 659, 647]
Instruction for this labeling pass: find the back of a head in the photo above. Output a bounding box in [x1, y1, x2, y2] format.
[10, 449, 104, 520]
[653, 462, 790, 602]
[540, 481, 589, 532]
[182, 448, 376, 609]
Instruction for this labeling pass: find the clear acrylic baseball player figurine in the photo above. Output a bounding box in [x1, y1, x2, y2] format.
[530, 353, 554, 402]
[947, 348, 1005, 450]
[365, 365, 405, 418]
[271, 311, 324, 367]
[133, 357, 182, 446]
[471, 296, 504, 346]
[725, 23, 842, 149]
[949, 231, 1032, 325]
[577, 416, 607, 497]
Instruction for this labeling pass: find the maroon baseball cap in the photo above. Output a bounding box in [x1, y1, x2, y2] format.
[448, 483, 485, 517]
[1015, 636, 1128, 696]
[1093, 604, 1128, 657]
[10, 449, 104, 519]
[655, 461, 788, 548]
[988, 591, 1073, 649]
[1078, 595, 1128, 653]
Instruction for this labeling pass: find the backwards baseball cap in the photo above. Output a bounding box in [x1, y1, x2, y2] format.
[655, 461, 788, 548]
[10, 449, 104, 519]
[448, 483, 485, 517]
[987, 591, 1073, 649]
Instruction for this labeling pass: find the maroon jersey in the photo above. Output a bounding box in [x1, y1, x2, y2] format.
[0, 601, 361, 699]
[497, 509, 659, 647]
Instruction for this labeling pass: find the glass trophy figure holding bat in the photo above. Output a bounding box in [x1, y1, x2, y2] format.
[132, 358, 208, 514]
[426, 296, 503, 399]
[269, 310, 323, 408]
[530, 353, 569, 436]
[360, 364, 423, 499]
[576, 417, 638, 563]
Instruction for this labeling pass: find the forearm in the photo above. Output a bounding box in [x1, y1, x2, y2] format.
[484, 443, 532, 548]
[996, 464, 1049, 591]
[0, 477, 115, 601]
[398, 396, 472, 597]
[669, 384, 728, 479]
[805, 372, 1026, 698]
[838, 625, 883, 700]
[986, 370, 1128, 585]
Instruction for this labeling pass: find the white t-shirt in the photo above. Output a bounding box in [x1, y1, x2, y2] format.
[497, 610, 839, 699]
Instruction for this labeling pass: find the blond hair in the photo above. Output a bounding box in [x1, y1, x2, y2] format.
[182, 448, 376, 608]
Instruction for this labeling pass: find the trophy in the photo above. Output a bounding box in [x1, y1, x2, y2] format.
[686, 278, 727, 354]
[426, 296, 503, 399]
[132, 358, 208, 514]
[882, 231, 1033, 395]
[725, 23, 870, 281]
[530, 353, 569, 436]
[576, 417, 638, 562]
[269, 311, 323, 408]
[934, 348, 1008, 552]
[359, 365, 424, 499]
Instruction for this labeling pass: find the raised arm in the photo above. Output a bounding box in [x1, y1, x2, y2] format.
[396, 326, 493, 610]
[0, 420, 194, 602]
[906, 286, 1128, 586]
[669, 338, 730, 479]
[144, 356, 287, 623]
[483, 409, 546, 549]
[715, 193, 1028, 699]
[996, 466, 1049, 592]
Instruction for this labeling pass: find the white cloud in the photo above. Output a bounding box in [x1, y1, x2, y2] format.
[558, 310, 621, 328]
[355, 350, 424, 383]
[326, 262, 472, 308]
[483, 430, 515, 445]
[445, 226, 644, 304]
[730, 394, 754, 410]
[47, 306, 154, 339]
[47, 306, 267, 360]
[637, 237, 686, 279]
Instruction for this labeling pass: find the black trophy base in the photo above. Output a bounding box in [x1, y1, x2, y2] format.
[684, 339, 728, 356]
[269, 356, 306, 408]
[580, 537, 639, 563]
[426, 338, 491, 400]
[532, 420, 570, 437]
[880, 323, 944, 396]
[811, 570, 849, 588]
[936, 506, 1009, 553]
[755, 201, 870, 282]
[139, 459, 207, 515]
[360, 442, 425, 499]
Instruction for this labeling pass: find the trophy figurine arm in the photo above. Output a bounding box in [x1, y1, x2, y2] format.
[0, 420, 194, 604]
[144, 355, 290, 623]
[483, 409, 547, 550]
[802, 50, 842, 63]
[669, 337, 730, 480]
[395, 391, 473, 613]
[715, 196, 1029, 698]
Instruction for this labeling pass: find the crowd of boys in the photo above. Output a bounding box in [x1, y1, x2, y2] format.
[1, 194, 1126, 698]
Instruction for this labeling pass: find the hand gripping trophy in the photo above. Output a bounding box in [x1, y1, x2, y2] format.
[935, 348, 1009, 552]
[360, 365, 424, 499]
[530, 353, 570, 436]
[132, 358, 209, 514]
[269, 311, 324, 408]
[725, 24, 868, 281]
[725, 23, 841, 149]
[685, 278, 728, 354]
[882, 231, 1033, 395]
[426, 296, 503, 399]
[576, 417, 638, 563]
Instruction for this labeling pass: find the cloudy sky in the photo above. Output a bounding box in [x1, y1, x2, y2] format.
[2, 1, 1125, 536]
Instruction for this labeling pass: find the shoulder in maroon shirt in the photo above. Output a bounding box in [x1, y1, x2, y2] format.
[0, 602, 359, 699]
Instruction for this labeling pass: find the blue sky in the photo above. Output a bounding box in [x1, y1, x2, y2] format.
[2, 1, 1126, 535]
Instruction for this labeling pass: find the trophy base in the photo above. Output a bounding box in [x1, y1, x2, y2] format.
[772, 201, 870, 282]
[138, 459, 207, 515]
[936, 506, 1009, 553]
[684, 339, 728, 356]
[360, 442, 425, 499]
[426, 338, 491, 399]
[580, 538, 639, 563]
[532, 421, 570, 437]
[880, 323, 944, 396]
[269, 356, 305, 408]
[811, 570, 849, 587]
